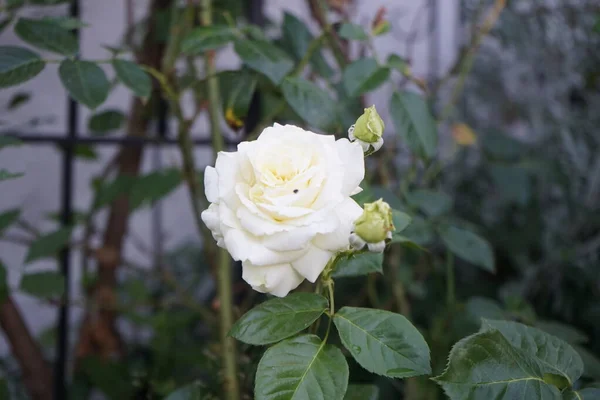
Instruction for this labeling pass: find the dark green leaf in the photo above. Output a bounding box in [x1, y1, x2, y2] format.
[229, 293, 328, 345]
[129, 168, 182, 210]
[8, 91, 30, 109]
[282, 13, 333, 78]
[481, 319, 584, 384]
[6, 0, 24, 11]
[333, 252, 384, 278]
[112, 59, 151, 98]
[40, 16, 89, 30]
[343, 384, 378, 400]
[164, 381, 206, 400]
[0, 170, 24, 182]
[564, 388, 600, 400]
[334, 307, 431, 378]
[405, 189, 452, 217]
[387, 54, 409, 74]
[20, 271, 65, 298]
[434, 329, 565, 399]
[93, 175, 135, 210]
[0, 17, 12, 35]
[370, 186, 404, 210]
[390, 91, 437, 159]
[79, 356, 134, 399]
[574, 344, 600, 380]
[0, 46, 45, 89]
[25, 227, 73, 263]
[59, 60, 109, 109]
[182, 25, 236, 55]
[15, 18, 77, 55]
[465, 297, 506, 322]
[234, 39, 294, 85]
[400, 216, 434, 246]
[255, 334, 349, 400]
[482, 130, 526, 160]
[88, 109, 125, 135]
[536, 320, 588, 345]
[489, 164, 531, 206]
[281, 77, 337, 130]
[392, 209, 412, 234]
[0, 378, 8, 400]
[29, 0, 70, 5]
[0, 260, 8, 302]
[439, 225, 495, 273]
[0, 209, 21, 235]
[73, 144, 97, 161]
[343, 58, 390, 97]
[219, 69, 257, 130]
[339, 23, 369, 40]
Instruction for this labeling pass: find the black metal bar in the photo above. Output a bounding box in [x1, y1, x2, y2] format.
[7, 133, 240, 146]
[54, 0, 79, 398]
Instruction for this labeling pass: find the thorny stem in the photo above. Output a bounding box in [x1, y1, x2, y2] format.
[200, 0, 239, 399]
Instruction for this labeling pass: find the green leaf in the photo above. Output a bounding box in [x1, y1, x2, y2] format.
[93, 175, 135, 210]
[74, 144, 98, 161]
[20, 271, 65, 298]
[334, 307, 431, 378]
[129, 168, 182, 210]
[439, 225, 495, 273]
[229, 293, 328, 345]
[0, 135, 22, 149]
[390, 91, 437, 159]
[343, 58, 390, 97]
[182, 25, 236, 55]
[0, 46, 45, 89]
[255, 334, 349, 400]
[281, 13, 333, 78]
[59, 60, 109, 109]
[405, 189, 452, 217]
[0, 208, 21, 235]
[0, 378, 9, 400]
[29, 0, 70, 5]
[387, 54, 409, 74]
[400, 216, 434, 246]
[536, 320, 588, 345]
[465, 297, 506, 322]
[489, 164, 531, 206]
[219, 69, 257, 130]
[392, 209, 412, 233]
[574, 344, 600, 380]
[15, 18, 77, 56]
[164, 381, 206, 400]
[112, 59, 152, 98]
[339, 23, 369, 40]
[0, 170, 24, 182]
[343, 384, 378, 400]
[234, 39, 294, 85]
[0, 260, 9, 302]
[39, 16, 88, 30]
[564, 388, 600, 400]
[88, 109, 125, 135]
[434, 329, 566, 399]
[481, 319, 584, 384]
[281, 77, 338, 130]
[25, 227, 73, 263]
[333, 252, 384, 278]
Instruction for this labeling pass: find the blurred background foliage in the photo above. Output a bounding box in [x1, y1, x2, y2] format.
[0, 0, 599, 399]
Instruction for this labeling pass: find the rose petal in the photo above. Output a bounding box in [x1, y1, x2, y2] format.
[335, 139, 365, 196]
[215, 151, 239, 200]
[242, 262, 304, 297]
[262, 226, 317, 252]
[204, 166, 219, 203]
[291, 246, 333, 282]
[313, 198, 363, 251]
[223, 229, 306, 265]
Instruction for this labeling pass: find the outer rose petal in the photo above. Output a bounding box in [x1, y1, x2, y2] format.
[313, 198, 363, 251]
[334, 139, 365, 196]
[291, 246, 333, 282]
[242, 262, 304, 297]
[200, 204, 225, 247]
[204, 166, 219, 203]
[223, 229, 306, 265]
[261, 226, 318, 252]
[214, 152, 239, 201]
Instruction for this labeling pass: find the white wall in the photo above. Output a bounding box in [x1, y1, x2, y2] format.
[0, 0, 459, 356]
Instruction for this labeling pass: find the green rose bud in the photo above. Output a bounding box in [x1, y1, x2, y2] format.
[348, 105, 385, 153]
[349, 199, 395, 253]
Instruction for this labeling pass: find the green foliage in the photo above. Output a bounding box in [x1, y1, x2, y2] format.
[234, 39, 294, 85]
[390, 91, 438, 159]
[343, 385, 378, 400]
[338, 23, 369, 41]
[24, 227, 72, 263]
[405, 189, 452, 218]
[229, 293, 328, 345]
[281, 77, 337, 130]
[14, 17, 78, 55]
[342, 58, 390, 97]
[112, 59, 152, 98]
[88, 109, 126, 135]
[182, 26, 236, 55]
[0, 260, 8, 302]
[219, 69, 257, 129]
[164, 381, 207, 400]
[332, 252, 383, 278]
[20, 271, 65, 299]
[334, 307, 431, 378]
[59, 60, 109, 109]
[0, 46, 45, 88]
[255, 334, 349, 400]
[438, 224, 495, 273]
[0, 209, 20, 235]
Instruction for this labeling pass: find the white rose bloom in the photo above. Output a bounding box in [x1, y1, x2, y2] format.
[201, 123, 365, 297]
